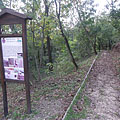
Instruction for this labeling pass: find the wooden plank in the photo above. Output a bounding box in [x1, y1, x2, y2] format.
[6, 79, 24, 84]
[62, 55, 99, 120]
[0, 25, 8, 117]
[0, 8, 32, 20]
[22, 20, 31, 114]
[0, 34, 22, 37]
[0, 14, 24, 25]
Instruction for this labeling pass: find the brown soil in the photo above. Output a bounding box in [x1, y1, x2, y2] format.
[112, 42, 120, 52]
[82, 51, 120, 120]
[1, 50, 120, 120]
[0, 56, 94, 120]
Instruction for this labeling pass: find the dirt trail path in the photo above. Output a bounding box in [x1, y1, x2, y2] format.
[83, 51, 120, 120]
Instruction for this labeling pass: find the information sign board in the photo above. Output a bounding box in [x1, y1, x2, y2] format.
[1, 37, 24, 81]
[0, 8, 32, 116]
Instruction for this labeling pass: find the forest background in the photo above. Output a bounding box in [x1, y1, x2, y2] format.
[0, 0, 120, 80]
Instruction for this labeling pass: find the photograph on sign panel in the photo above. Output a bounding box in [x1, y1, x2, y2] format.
[1, 37, 24, 80]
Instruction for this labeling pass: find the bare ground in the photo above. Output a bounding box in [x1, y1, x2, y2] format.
[1, 50, 120, 120]
[82, 51, 120, 120]
[0, 56, 95, 120]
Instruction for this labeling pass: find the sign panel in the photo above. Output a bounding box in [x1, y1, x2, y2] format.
[1, 37, 24, 81]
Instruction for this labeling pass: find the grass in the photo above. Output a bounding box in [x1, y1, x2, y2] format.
[63, 54, 98, 120]
[64, 80, 90, 120]
[0, 55, 95, 120]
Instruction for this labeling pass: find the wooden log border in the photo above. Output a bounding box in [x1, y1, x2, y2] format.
[62, 54, 99, 120]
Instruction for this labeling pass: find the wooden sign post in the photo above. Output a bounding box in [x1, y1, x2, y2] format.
[0, 8, 32, 116]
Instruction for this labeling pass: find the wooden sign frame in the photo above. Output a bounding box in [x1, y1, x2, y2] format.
[0, 8, 32, 117]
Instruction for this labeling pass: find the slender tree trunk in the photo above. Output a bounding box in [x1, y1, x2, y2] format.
[106, 44, 108, 50]
[93, 36, 97, 55]
[44, 0, 53, 64]
[32, 21, 41, 81]
[34, 54, 41, 81]
[31, 1, 41, 80]
[40, 25, 45, 67]
[98, 41, 100, 52]
[47, 36, 52, 63]
[109, 39, 112, 50]
[54, 0, 78, 70]
[59, 20, 78, 70]
[98, 37, 101, 52]
[75, 3, 98, 54]
[98, 37, 104, 50]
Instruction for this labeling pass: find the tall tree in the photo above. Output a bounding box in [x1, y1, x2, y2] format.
[54, 0, 78, 70]
[73, 0, 98, 55]
[43, 0, 53, 64]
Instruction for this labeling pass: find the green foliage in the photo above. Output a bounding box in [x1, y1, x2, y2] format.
[110, 9, 120, 32]
[1, 0, 120, 119]
[53, 53, 74, 76]
[25, 0, 120, 80]
[1, 0, 120, 84]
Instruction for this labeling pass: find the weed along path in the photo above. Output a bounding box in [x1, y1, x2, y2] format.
[0, 51, 120, 120]
[0, 56, 95, 120]
[63, 51, 120, 120]
[82, 51, 120, 120]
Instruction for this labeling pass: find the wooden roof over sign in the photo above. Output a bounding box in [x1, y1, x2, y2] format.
[0, 8, 32, 20]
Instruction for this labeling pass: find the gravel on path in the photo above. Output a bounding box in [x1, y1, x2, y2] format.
[82, 51, 120, 120]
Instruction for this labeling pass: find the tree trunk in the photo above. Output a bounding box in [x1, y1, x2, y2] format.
[44, 0, 53, 64]
[47, 35, 52, 63]
[98, 37, 101, 52]
[54, 0, 78, 70]
[98, 37, 104, 50]
[109, 39, 112, 50]
[75, 4, 97, 54]
[93, 36, 97, 55]
[34, 54, 41, 81]
[59, 20, 78, 70]
[32, 21, 41, 81]
[40, 25, 45, 67]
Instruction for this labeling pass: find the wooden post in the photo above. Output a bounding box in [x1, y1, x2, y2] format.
[0, 8, 32, 116]
[0, 26, 8, 117]
[22, 20, 31, 114]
